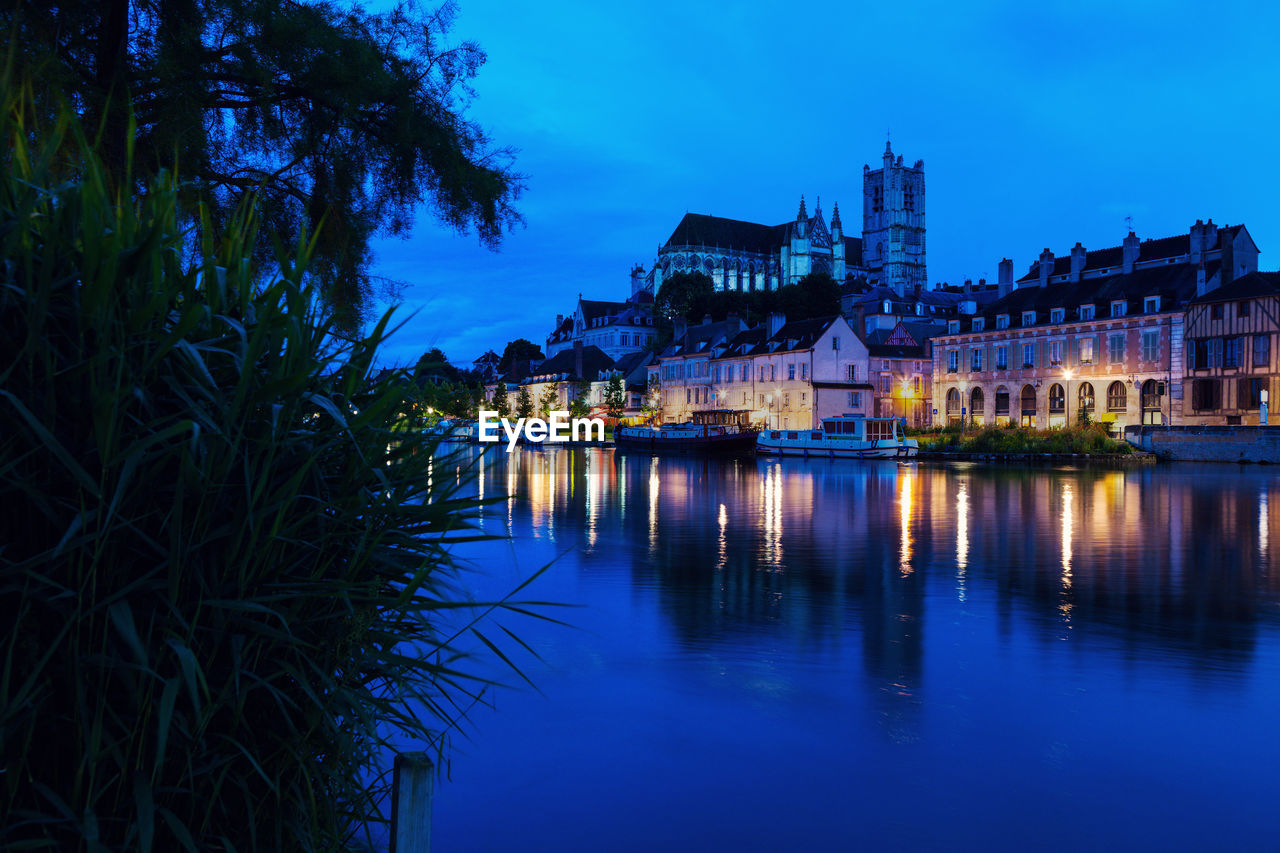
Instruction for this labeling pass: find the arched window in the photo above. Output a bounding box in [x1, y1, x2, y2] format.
[946, 388, 962, 414]
[1020, 385, 1037, 427]
[995, 385, 1011, 416]
[1078, 382, 1095, 414]
[1106, 381, 1127, 412]
[970, 387, 984, 416]
[1049, 383, 1065, 413]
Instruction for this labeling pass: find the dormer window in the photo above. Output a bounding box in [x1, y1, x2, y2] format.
[972, 317, 985, 331]
[1144, 296, 1160, 313]
[1079, 305, 1095, 321]
[1111, 301, 1126, 317]
[915, 303, 923, 316]
[1050, 308, 1065, 324]
[883, 300, 892, 313]
[996, 314, 1009, 330]
[947, 320, 960, 334]
[1022, 311, 1036, 326]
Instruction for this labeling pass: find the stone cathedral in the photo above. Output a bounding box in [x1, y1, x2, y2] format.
[646, 141, 926, 298]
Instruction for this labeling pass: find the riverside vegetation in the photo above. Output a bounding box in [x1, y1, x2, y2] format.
[0, 98, 550, 850]
[914, 422, 1135, 455]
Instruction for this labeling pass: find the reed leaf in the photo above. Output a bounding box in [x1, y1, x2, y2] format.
[0, 86, 549, 851]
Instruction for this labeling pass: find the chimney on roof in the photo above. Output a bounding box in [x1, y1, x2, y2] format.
[963, 279, 972, 294]
[1189, 219, 1217, 265]
[702, 314, 713, 326]
[630, 264, 645, 298]
[674, 316, 687, 342]
[1038, 248, 1054, 289]
[1122, 231, 1140, 274]
[574, 340, 583, 379]
[998, 258, 1013, 298]
[768, 312, 786, 338]
[1070, 242, 1086, 282]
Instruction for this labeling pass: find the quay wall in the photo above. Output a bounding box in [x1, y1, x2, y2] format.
[1124, 425, 1280, 463]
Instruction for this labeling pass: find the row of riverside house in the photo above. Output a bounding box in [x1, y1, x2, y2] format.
[930, 220, 1275, 431]
[650, 312, 878, 429]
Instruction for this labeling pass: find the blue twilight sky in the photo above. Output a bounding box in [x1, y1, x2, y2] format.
[367, 0, 1280, 369]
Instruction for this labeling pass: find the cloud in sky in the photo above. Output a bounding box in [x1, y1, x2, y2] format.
[368, 0, 1280, 367]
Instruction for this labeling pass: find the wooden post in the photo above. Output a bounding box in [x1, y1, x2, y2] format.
[390, 752, 434, 853]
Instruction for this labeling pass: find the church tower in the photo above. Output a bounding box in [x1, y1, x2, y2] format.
[862, 141, 926, 295]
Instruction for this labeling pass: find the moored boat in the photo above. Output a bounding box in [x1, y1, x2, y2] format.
[615, 410, 757, 454]
[756, 414, 918, 459]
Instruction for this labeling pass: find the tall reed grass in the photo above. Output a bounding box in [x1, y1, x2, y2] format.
[0, 91, 544, 850]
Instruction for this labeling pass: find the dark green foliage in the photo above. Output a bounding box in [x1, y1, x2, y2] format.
[5, 0, 524, 327]
[515, 386, 534, 419]
[0, 101, 544, 851]
[603, 374, 626, 419]
[415, 347, 462, 383]
[657, 271, 842, 334]
[919, 423, 1133, 455]
[569, 378, 592, 419]
[655, 271, 715, 321]
[491, 384, 511, 418]
[537, 385, 558, 418]
[499, 338, 544, 373]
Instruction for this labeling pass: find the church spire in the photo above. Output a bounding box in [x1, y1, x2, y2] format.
[831, 201, 842, 233]
[797, 194, 807, 221]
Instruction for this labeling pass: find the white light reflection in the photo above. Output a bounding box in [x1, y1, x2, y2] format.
[955, 478, 968, 601]
[717, 503, 728, 570]
[1260, 491, 1269, 558]
[898, 472, 913, 575]
[585, 454, 599, 551]
[648, 457, 660, 553]
[760, 463, 783, 569]
[1060, 481, 1074, 623]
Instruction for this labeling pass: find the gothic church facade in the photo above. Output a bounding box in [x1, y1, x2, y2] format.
[648, 142, 926, 297]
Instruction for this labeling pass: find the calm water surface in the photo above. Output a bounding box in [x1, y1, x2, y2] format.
[428, 449, 1280, 852]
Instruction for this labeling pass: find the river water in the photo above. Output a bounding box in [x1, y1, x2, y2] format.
[427, 448, 1280, 851]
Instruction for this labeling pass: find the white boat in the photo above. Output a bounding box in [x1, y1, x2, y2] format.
[755, 415, 918, 459]
[424, 419, 476, 442]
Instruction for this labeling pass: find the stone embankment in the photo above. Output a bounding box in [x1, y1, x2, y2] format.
[1124, 425, 1280, 463]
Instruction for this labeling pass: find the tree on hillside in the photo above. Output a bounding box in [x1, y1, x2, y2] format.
[603, 373, 626, 419]
[414, 348, 461, 383]
[7, 0, 524, 326]
[795, 272, 841, 318]
[655, 271, 714, 322]
[500, 338, 544, 372]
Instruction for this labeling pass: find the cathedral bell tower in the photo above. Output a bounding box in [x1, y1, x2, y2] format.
[862, 141, 926, 295]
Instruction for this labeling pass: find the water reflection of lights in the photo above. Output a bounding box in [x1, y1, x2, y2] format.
[1261, 491, 1269, 557]
[648, 457, 660, 553]
[585, 454, 599, 551]
[955, 478, 968, 601]
[1060, 481, 1074, 622]
[717, 503, 728, 569]
[761, 463, 783, 569]
[898, 472, 913, 575]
